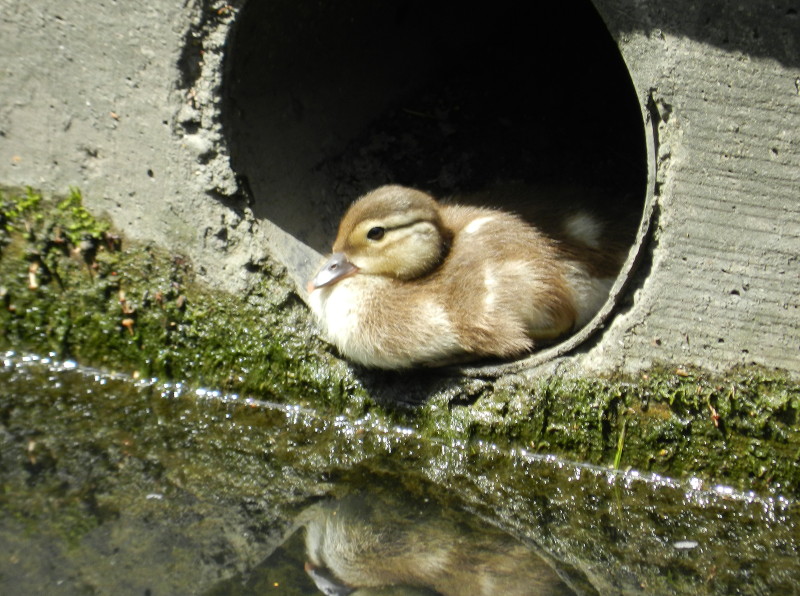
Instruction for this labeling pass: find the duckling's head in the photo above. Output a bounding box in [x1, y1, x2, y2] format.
[311, 186, 449, 290]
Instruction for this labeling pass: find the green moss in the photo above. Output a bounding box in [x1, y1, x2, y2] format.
[55, 187, 110, 245]
[0, 186, 361, 410]
[1, 186, 798, 499]
[1, 185, 42, 230]
[429, 369, 800, 496]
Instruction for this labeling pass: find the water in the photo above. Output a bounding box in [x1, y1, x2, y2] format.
[1, 353, 798, 595]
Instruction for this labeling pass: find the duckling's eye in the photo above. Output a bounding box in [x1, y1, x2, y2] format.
[366, 226, 385, 241]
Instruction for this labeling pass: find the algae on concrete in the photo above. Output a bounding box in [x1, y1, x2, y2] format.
[0, 186, 359, 408]
[1, 187, 799, 500]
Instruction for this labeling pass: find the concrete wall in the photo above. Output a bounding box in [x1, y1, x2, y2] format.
[588, 0, 800, 375]
[1, 0, 797, 376]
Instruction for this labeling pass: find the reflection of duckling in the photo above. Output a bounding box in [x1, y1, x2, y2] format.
[307, 185, 626, 369]
[302, 493, 574, 596]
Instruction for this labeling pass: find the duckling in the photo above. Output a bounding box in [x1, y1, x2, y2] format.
[307, 185, 627, 369]
[301, 492, 575, 596]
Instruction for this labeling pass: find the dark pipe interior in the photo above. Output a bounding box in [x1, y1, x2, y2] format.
[224, 0, 647, 256]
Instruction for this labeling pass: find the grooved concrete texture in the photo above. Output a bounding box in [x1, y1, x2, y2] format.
[590, 0, 800, 375]
[0, 0, 797, 376]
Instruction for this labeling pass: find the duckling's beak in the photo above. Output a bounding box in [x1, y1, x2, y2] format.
[308, 252, 359, 292]
[304, 561, 354, 596]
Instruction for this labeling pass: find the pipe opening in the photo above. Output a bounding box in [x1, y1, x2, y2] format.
[223, 0, 652, 369]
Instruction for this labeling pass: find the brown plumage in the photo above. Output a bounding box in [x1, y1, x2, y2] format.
[301, 492, 574, 596]
[307, 185, 627, 369]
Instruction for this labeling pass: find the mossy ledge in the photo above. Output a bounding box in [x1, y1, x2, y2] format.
[1, 187, 798, 498]
[0, 186, 361, 407]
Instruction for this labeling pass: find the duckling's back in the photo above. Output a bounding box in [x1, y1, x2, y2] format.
[308, 185, 630, 369]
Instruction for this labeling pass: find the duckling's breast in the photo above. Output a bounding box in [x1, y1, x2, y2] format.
[308, 276, 373, 353]
[309, 275, 463, 369]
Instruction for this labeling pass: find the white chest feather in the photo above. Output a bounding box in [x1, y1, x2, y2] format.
[308, 280, 364, 347]
[308, 276, 462, 369]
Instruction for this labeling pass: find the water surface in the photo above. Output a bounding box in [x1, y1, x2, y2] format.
[1, 353, 797, 594]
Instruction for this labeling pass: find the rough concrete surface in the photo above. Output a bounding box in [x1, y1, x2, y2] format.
[0, 0, 798, 376]
[0, 0, 268, 291]
[590, 0, 800, 375]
